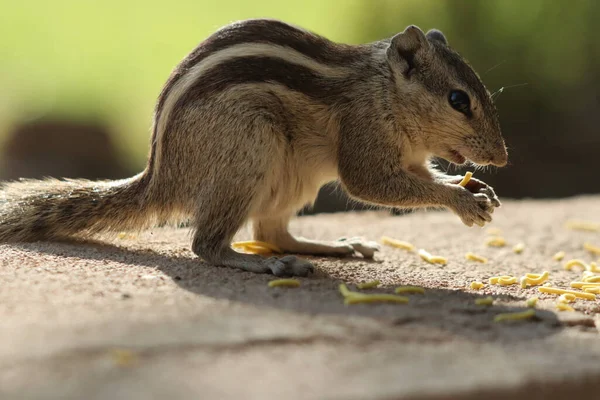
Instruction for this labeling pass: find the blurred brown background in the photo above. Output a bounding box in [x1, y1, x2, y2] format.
[0, 0, 598, 214]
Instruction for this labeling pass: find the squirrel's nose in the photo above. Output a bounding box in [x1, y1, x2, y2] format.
[490, 148, 508, 167]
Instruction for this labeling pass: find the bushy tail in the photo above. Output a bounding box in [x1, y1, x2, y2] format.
[0, 172, 155, 242]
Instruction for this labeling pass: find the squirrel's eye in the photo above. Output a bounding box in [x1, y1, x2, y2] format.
[448, 90, 471, 116]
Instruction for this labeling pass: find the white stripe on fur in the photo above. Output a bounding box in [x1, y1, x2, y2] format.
[153, 43, 352, 163]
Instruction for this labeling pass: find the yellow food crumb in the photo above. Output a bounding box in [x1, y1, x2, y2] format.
[499, 276, 518, 285]
[519, 276, 528, 289]
[356, 280, 381, 289]
[110, 348, 138, 367]
[581, 271, 595, 280]
[238, 244, 276, 255]
[582, 285, 600, 290]
[512, 243, 525, 254]
[235, 246, 263, 254]
[475, 296, 494, 306]
[563, 259, 588, 271]
[558, 293, 576, 303]
[344, 294, 409, 305]
[538, 287, 596, 301]
[583, 273, 600, 282]
[587, 262, 600, 273]
[494, 309, 536, 322]
[470, 281, 484, 290]
[458, 171, 473, 187]
[338, 283, 409, 305]
[556, 302, 575, 312]
[489, 275, 515, 285]
[465, 252, 487, 263]
[565, 220, 600, 232]
[268, 279, 300, 288]
[552, 251, 565, 261]
[339, 283, 352, 297]
[520, 271, 549, 287]
[583, 242, 600, 256]
[583, 287, 600, 294]
[570, 281, 600, 288]
[485, 236, 507, 247]
[526, 297, 538, 308]
[232, 240, 282, 254]
[486, 228, 502, 235]
[418, 249, 447, 265]
[394, 286, 425, 294]
[380, 236, 415, 251]
[527, 272, 550, 285]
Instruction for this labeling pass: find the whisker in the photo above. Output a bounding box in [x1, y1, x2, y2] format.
[442, 161, 450, 174]
[500, 82, 529, 90]
[483, 60, 506, 75]
[491, 87, 504, 99]
[492, 83, 529, 101]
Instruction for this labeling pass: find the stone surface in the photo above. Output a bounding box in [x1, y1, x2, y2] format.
[2, 196, 600, 399]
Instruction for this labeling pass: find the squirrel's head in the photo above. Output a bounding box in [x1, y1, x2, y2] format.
[386, 26, 508, 167]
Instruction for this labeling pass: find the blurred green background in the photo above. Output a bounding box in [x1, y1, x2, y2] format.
[0, 0, 598, 213]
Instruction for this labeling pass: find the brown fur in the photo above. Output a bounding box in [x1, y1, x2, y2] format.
[0, 20, 508, 276]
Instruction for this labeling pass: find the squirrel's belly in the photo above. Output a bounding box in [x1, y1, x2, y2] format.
[249, 167, 334, 219]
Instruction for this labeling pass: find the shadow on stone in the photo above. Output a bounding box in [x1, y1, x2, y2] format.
[14, 238, 563, 344]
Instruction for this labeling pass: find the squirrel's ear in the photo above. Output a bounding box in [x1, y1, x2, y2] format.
[426, 29, 448, 46]
[387, 25, 430, 76]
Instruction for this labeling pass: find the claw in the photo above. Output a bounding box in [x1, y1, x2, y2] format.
[343, 238, 380, 259]
[479, 186, 501, 208]
[266, 255, 314, 277]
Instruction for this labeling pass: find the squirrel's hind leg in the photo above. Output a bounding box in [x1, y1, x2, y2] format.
[179, 98, 312, 276]
[190, 198, 314, 277]
[188, 159, 314, 277]
[253, 216, 380, 259]
[194, 246, 314, 277]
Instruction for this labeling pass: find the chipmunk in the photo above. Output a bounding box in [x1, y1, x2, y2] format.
[0, 19, 507, 277]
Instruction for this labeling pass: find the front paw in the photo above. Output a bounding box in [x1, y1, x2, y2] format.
[448, 175, 501, 208]
[448, 187, 495, 227]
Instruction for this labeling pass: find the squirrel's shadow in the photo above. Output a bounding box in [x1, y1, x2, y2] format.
[14, 237, 567, 344]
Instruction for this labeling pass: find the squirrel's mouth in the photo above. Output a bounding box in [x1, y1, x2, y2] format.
[447, 149, 467, 165]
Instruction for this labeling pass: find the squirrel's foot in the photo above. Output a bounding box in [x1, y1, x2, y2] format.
[263, 255, 314, 277]
[336, 237, 381, 259]
[276, 237, 379, 259]
[449, 188, 494, 227]
[196, 248, 312, 276]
